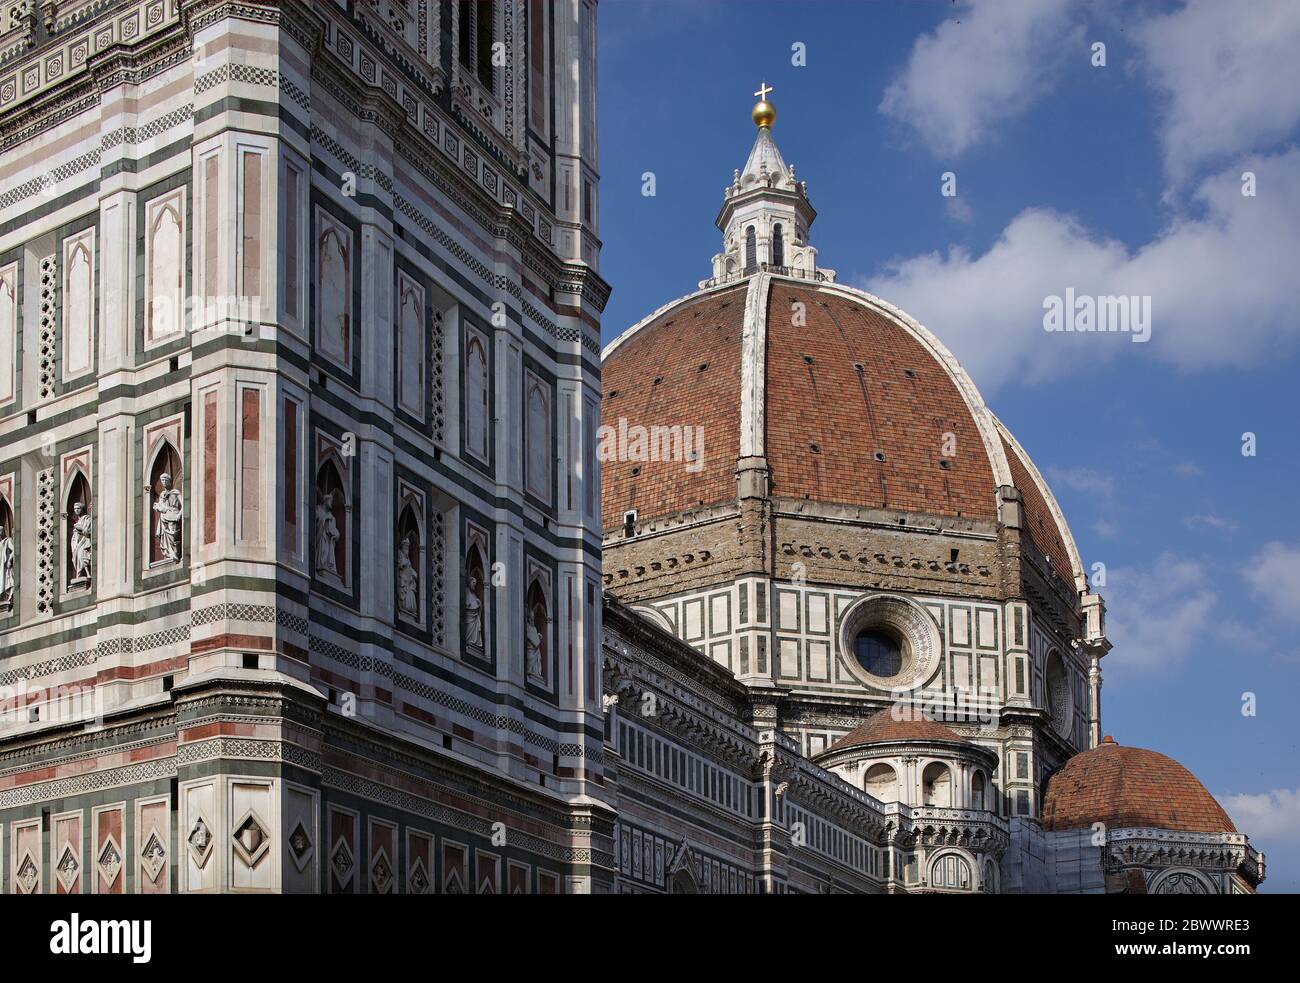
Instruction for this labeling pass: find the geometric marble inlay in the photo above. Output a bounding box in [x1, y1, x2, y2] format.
[331, 836, 355, 889]
[288, 819, 313, 873]
[409, 856, 430, 895]
[370, 847, 393, 893]
[186, 815, 213, 869]
[97, 836, 123, 889]
[16, 852, 39, 893]
[140, 829, 167, 881]
[231, 809, 271, 868]
[56, 844, 79, 892]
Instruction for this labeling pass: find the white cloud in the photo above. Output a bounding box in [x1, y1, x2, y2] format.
[1185, 513, 1239, 534]
[862, 148, 1300, 392]
[1046, 466, 1116, 500]
[1092, 518, 1118, 539]
[879, 0, 1080, 157]
[944, 195, 974, 224]
[1220, 788, 1300, 841]
[1243, 541, 1300, 621]
[1132, 0, 1300, 183]
[1103, 554, 1216, 675]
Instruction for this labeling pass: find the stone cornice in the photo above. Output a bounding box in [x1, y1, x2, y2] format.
[1104, 826, 1265, 885]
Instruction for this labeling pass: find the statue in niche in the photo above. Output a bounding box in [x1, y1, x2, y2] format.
[152, 472, 183, 563]
[315, 490, 341, 577]
[70, 501, 93, 585]
[464, 571, 483, 649]
[0, 521, 14, 607]
[397, 534, 419, 616]
[525, 617, 544, 681]
[525, 582, 547, 683]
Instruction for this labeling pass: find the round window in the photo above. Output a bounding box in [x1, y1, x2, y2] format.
[837, 594, 942, 692]
[854, 629, 903, 678]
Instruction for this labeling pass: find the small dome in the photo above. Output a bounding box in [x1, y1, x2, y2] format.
[1043, 737, 1236, 834]
[828, 710, 966, 752]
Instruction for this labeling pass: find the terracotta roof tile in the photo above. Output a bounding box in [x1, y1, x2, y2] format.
[766, 285, 995, 518]
[1043, 738, 1235, 834]
[600, 287, 747, 531]
[828, 709, 966, 752]
[601, 281, 1002, 529]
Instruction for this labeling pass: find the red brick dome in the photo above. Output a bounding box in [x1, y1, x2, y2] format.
[1042, 737, 1236, 834]
[828, 709, 966, 751]
[600, 276, 1081, 589]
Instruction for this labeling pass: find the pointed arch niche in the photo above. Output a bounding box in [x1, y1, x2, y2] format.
[313, 439, 350, 589]
[524, 561, 552, 687]
[62, 460, 92, 592]
[0, 473, 15, 612]
[141, 416, 185, 574]
[396, 488, 424, 627]
[146, 439, 183, 567]
[463, 523, 489, 660]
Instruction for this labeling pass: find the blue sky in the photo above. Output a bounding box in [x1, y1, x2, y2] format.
[597, 0, 1300, 890]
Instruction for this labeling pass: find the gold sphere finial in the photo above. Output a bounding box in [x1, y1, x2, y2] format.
[752, 80, 775, 129]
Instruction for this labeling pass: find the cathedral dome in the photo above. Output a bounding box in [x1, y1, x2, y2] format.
[1042, 737, 1236, 834]
[601, 276, 1083, 591]
[827, 710, 966, 751]
[601, 89, 1087, 596]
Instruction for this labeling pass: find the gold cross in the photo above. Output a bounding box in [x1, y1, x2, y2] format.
[754, 81, 773, 101]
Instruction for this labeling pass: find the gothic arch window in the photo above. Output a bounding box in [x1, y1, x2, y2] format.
[1151, 869, 1213, 895]
[864, 762, 897, 802]
[147, 440, 183, 566]
[930, 852, 972, 891]
[0, 264, 15, 408]
[465, 332, 489, 461]
[464, 543, 487, 654]
[0, 494, 14, 610]
[922, 761, 952, 808]
[63, 235, 94, 379]
[64, 470, 92, 589]
[396, 501, 423, 624]
[669, 868, 700, 894]
[398, 275, 425, 417]
[458, 0, 496, 90]
[1046, 649, 1072, 738]
[971, 770, 988, 811]
[744, 226, 756, 273]
[525, 376, 551, 502]
[314, 457, 348, 585]
[772, 223, 784, 268]
[148, 199, 184, 340]
[525, 577, 549, 684]
[317, 221, 351, 365]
